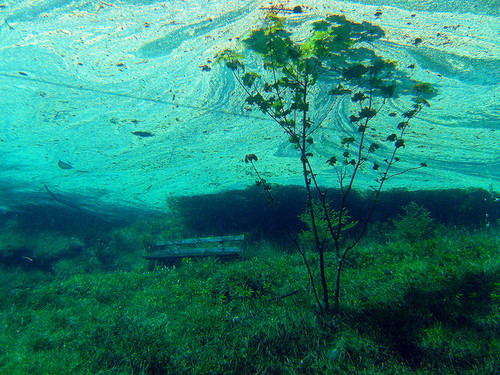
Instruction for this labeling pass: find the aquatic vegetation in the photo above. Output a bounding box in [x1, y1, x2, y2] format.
[389, 201, 437, 244]
[0, 218, 85, 274]
[217, 13, 435, 313]
[0, 223, 498, 374]
[298, 200, 357, 250]
[0, 210, 191, 277]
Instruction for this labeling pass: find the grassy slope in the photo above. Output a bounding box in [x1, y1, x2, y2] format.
[0, 226, 499, 374]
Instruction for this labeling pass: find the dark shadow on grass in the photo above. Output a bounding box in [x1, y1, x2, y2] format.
[344, 269, 500, 370]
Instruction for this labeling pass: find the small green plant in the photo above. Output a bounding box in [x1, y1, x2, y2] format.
[298, 200, 357, 251]
[390, 202, 437, 244]
[217, 13, 434, 313]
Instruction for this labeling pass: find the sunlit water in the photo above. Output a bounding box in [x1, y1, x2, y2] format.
[0, 0, 498, 213]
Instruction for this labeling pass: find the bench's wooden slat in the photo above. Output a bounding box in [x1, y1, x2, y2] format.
[155, 245, 242, 253]
[144, 249, 242, 261]
[145, 235, 245, 263]
[156, 234, 244, 247]
[146, 246, 242, 258]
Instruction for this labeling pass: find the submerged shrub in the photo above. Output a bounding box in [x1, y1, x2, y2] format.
[390, 202, 437, 244]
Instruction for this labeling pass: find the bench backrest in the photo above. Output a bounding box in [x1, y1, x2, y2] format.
[154, 234, 245, 255]
[156, 234, 244, 247]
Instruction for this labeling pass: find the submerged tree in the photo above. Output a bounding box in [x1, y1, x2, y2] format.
[217, 13, 435, 313]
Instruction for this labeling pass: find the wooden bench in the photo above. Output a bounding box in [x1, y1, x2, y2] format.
[143, 234, 245, 266]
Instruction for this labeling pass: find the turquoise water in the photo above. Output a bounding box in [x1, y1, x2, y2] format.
[0, 0, 498, 213]
[0, 2, 500, 373]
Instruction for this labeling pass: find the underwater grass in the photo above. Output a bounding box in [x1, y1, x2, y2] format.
[0, 226, 499, 374]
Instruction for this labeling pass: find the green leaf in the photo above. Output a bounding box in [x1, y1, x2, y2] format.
[329, 84, 352, 96]
[215, 49, 245, 71]
[312, 20, 330, 32]
[246, 93, 270, 113]
[279, 119, 296, 128]
[397, 122, 407, 130]
[242, 72, 260, 87]
[341, 136, 355, 145]
[350, 115, 361, 123]
[402, 109, 417, 119]
[245, 93, 263, 106]
[368, 143, 380, 153]
[414, 97, 431, 107]
[292, 101, 309, 112]
[359, 107, 377, 119]
[395, 139, 405, 149]
[289, 134, 300, 144]
[343, 64, 369, 80]
[352, 92, 366, 102]
[301, 30, 329, 57]
[373, 162, 380, 170]
[271, 98, 284, 112]
[325, 14, 349, 25]
[266, 12, 286, 28]
[413, 82, 434, 95]
[386, 133, 397, 142]
[226, 59, 244, 71]
[371, 57, 397, 74]
[326, 156, 337, 166]
[379, 82, 397, 98]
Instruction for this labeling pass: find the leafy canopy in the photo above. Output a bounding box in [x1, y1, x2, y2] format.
[216, 12, 436, 313]
[216, 12, 435, 167]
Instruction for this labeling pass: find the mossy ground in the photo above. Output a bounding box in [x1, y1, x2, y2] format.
[0, 216, 499, 374]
